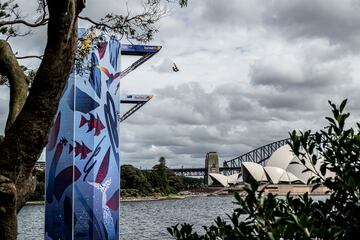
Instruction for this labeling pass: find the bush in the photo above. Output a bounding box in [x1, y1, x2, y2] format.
[168, 100, 360, 239]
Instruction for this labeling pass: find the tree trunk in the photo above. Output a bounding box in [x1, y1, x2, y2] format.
[0, 175, 17, 240]
[0, 40, 29, 135]
[0, 0, 85, 238]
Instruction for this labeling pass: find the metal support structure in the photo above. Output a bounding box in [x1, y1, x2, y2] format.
[172, 138, 291, 177]
[222, 138, 291, 175]
[117, 44, 161, 122]
[171, 168, 206, 176]
[120, 44, 161, 80]
[171, 167, 243, 177]
[120, 102, 146, 122]
[120, 95, 153, 122]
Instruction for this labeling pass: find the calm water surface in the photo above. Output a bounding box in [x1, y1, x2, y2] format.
[18, 195, 236, 240]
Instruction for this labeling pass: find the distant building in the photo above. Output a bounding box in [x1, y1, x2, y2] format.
[208, 173, 239, 187]
[242, 144, 335, 184]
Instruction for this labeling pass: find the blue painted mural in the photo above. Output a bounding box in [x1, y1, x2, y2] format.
[45, 31, 121, 240]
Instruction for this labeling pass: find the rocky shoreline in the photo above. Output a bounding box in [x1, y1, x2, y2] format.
[26, 192, 213, 205]
[25, 186, 330, 205]
[120, 192, 211, 202]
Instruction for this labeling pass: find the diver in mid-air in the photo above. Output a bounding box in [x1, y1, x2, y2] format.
[172, 62, 179, 72]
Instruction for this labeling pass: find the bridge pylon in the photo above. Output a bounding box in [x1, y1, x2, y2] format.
[204, 152, 220, 186]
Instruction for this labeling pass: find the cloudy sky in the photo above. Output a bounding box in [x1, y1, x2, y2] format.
[2, 0, 360, 169]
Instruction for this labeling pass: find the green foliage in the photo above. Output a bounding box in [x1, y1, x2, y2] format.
[150, 157, 172, 194]
[168, 100, 360, 239]
[121, 164, 153, 196]
[0, 1, 19, 37]
[143, 156, 189, 195]
[181, 176, 203, 190]
[121, 157, 201, 196]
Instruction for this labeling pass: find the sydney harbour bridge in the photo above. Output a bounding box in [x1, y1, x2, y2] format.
[35, 137, 291, 177]
[170, 137, 291, 177]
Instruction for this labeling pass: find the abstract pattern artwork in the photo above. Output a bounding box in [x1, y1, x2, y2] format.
[45, 31, 121, 240]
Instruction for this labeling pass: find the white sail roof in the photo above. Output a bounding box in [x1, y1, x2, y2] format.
[209, 173, 228, 187]
[266, 144, 322, 184]
[266, 144, 295, 169]
[242, 162, 268, 182]
[228, 173, 240, 185]
[286, 156, 315, 184]
[239, 144, 336, 185]
[208, 173, 240, 187]
[264, 166, 303, 184]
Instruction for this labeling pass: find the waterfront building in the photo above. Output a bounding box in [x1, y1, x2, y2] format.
[241, 144, 335, 184]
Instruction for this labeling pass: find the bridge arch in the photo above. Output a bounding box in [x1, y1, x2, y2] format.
[222, 137, 291, 175]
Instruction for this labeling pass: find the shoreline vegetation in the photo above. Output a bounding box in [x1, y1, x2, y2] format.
[30, 156, 331, 205]
[26, 188, 330, 206]
[30, 157, 205, 203]
[26, 192, 211, 205]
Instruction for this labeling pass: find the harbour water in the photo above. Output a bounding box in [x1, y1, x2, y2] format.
[18, 195, 236, 240]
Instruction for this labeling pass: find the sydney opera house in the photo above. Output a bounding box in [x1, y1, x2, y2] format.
[208, 144, 334, 188]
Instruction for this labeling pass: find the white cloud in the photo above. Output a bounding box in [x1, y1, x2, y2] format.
[262, 0, 360, 51]
[2, 1, 360, 168]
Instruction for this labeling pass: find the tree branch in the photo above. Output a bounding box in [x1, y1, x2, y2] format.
[0, 40, 29, 134]
[78, 1, 166, 43]
[0, 18, 48, 28]
[78, 15, 112, 29]
[16, 55, 43, 60]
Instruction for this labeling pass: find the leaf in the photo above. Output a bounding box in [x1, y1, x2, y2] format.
[347, 176, 357, 189]
[311, 183, 321, 192]
[325, 117, 336, 126]
[320, 163, 327, 176]
[315, 132, 322, 144]
[311, 155, 317, 165]
[267, 232, 276, 240]
[340, 99, 347, 112]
